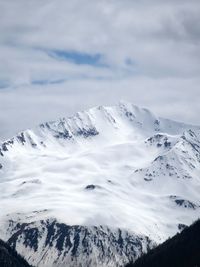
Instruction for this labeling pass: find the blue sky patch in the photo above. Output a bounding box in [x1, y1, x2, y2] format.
[32, 79, 66, 86]
[48, 49, 105, 67]
[0, 80, 10, 89]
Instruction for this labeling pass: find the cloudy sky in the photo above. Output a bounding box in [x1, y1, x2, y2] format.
[0, 0, 200, 140]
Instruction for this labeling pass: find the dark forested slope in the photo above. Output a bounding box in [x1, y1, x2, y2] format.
[0, 238, 32, 267]
[126, 219, 200, 267]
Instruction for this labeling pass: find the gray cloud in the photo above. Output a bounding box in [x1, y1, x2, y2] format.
[155, 9, 200, 44]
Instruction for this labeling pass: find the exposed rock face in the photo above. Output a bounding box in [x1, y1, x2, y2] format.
[5, 218, 154, 267]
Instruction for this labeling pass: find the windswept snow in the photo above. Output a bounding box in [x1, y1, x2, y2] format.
[0, 102, 200, 244]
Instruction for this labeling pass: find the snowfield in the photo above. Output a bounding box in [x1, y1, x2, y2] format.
[0, 102, 200, 266]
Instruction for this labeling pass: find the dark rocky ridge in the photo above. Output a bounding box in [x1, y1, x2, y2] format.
[6, 218, 154, 267]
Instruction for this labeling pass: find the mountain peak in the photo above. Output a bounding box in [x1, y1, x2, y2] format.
[1, 103, 200, 266]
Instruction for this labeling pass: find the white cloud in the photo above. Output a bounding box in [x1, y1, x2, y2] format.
[0, 0, 200, 139]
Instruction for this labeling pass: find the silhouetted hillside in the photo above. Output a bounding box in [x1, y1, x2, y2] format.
[0, 238, 32, 267]
[126, 219, 200, 267]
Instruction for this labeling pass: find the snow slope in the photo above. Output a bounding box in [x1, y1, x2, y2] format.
[0, 102, 200, 266]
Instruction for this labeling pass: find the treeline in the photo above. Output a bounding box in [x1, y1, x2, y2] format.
[126, 219, 200, 267]
[0, 238, 33, 267]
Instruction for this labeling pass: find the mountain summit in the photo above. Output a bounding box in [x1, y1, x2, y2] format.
[0, 102, 200, 266]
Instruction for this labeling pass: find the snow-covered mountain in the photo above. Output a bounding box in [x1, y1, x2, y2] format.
[0, 102, 200, 266]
